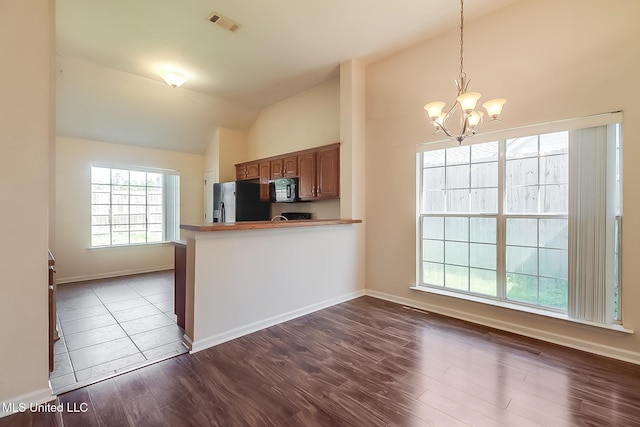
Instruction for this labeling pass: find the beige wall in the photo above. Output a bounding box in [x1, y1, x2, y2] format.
[248, 78, 341, 219]
[248, 78, 340, 158]
[55, 136, 204, 283]
[365, 0, 640, 362]
[0, 0, 54, 408]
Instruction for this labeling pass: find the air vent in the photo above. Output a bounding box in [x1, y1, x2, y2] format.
[208, 12, 241, 33]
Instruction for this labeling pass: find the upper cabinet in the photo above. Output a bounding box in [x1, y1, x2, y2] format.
[236, 162, 260, 180]
[235, 143, 340, 201]
[270, 155, 298, 179]
[298, 144, 339, 201]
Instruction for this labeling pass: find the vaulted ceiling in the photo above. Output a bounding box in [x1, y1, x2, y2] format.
[56, 0, 516, 153]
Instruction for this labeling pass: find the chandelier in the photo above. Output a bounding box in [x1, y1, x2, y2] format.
[424, 0, 506, 144]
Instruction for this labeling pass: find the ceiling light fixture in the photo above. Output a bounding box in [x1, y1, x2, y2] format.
[424, 0, 506, 144]
[160, 71, 188, 88]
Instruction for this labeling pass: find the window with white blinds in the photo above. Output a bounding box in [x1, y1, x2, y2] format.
[417, 114, 623, 323]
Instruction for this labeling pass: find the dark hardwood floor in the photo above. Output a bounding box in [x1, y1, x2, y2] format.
[3, 296, 640, 426]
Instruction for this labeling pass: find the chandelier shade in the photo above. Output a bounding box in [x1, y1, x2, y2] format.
[423, 0, 506, 143]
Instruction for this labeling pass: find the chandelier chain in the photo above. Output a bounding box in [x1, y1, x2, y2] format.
[459, 0, 465, 80]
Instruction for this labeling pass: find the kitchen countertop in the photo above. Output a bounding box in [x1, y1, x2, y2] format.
[180, 219, 362, 232]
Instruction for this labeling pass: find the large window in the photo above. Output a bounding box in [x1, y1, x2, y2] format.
[91, 166, 180, 247]
[418, 119, 622, 324]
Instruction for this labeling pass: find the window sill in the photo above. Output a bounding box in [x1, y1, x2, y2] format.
[87, 242, 172, 250]
[410, 285, 634, 335]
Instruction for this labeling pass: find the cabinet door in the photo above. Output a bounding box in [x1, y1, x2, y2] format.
[282, 156, 298, 177]
[270, 158, 284, 179]
[236, 165, 247, 180]
[297, 152, 317, 200]
[316, 145, 340, 199]
[236, 162, 259, 180]
[259, 161, 271, 201]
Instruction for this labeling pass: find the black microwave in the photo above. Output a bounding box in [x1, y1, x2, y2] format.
[269, 178, 298, 203]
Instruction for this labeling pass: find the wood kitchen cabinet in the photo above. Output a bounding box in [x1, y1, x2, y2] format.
[235, 162, 260, 180]
[298, 144, 340, 201]
[270, 156, 297, 179]
[259, 161, 271, 201]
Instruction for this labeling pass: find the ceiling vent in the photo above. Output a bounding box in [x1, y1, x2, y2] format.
[208, 12, 241, 33]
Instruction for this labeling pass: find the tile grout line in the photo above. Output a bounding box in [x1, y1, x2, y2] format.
[52, 272, 185, 394]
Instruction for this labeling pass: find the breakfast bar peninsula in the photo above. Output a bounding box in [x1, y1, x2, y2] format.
[178, 219, 363, 353]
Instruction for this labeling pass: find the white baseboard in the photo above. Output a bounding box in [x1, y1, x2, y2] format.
[366, 289, 640, 366]
[190, 289, 366, 354]
[0, 387, 55, 418]
[57, 265, 174, 284]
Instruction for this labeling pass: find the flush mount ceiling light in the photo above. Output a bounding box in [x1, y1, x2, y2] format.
[160, 70, 188, 88]
[424, 0, 506, 144]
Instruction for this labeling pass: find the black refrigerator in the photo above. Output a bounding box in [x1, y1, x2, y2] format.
[213, 180, 271, 223]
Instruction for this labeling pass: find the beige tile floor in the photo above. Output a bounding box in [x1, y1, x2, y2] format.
[50, 271, 187, 393]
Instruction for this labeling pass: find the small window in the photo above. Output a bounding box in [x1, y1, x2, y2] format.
[91, 166, 180, 247]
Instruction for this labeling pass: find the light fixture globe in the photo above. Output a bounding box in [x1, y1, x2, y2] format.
[160, 71, 188, 88]
[423, 0, 506, 144]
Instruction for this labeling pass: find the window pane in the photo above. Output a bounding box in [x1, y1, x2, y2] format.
[539, 131, 568, 156]
[539, 154, 568, 185]
[445, 217, 468, 241]
[506, 135, 538, 159]
[423, 239, 444, 263]
[423, 262, 444, 286]
[130, 231, 147, 244]
[423, 216, 444, 240]
[422, 190, 445, 213]
[470, 188, 498, 213]
[148, 195, 163, 205]
[148, 231, 163, 242]
[471, 162, 498, 188]
[445, 265, 468, 291]
[445, 241, 468, 266]
[540, 184, 568, 213]
[539, 248, 567, 279]
[505, 186, 538, 213]
[506, 246, 537, 275]
[130, 171, 146, 186]
[92, 205, 110, 215]
[470, 218, 496, 244]
[147, 173, 163, 187]
[470, 244, 496, 270]
[506, 158, 538, 187]
[91, 192, 110, 204]
[112, 169, 129, 185]
[470, 268, 497, 296]
[446, 146, 469, 165]
[424, 167, 445, 190]
[91, 216, 109, 226]
[91, 167, 111, 184]
[539, 219, 568, 249]
[445, 165, 470, 189]
[112, 232, 129, 245]
[424, 149, 445, 167]
[507, 273, 538, 304]
[539, 277, 567, 309]
[471, 141, 498, 163]
[506, 218, 537, 246]
[447, 189, 469, 213]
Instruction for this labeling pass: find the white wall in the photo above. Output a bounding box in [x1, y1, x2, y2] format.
[186, 224, 364, 351]
[55, 136, 204, 283]
[0, 0, 54, 410]
[365, 0, 640, 363]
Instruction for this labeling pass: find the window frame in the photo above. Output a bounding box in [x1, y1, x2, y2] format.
[90, 163, 180, 248]
[416, 112, 623, 324]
